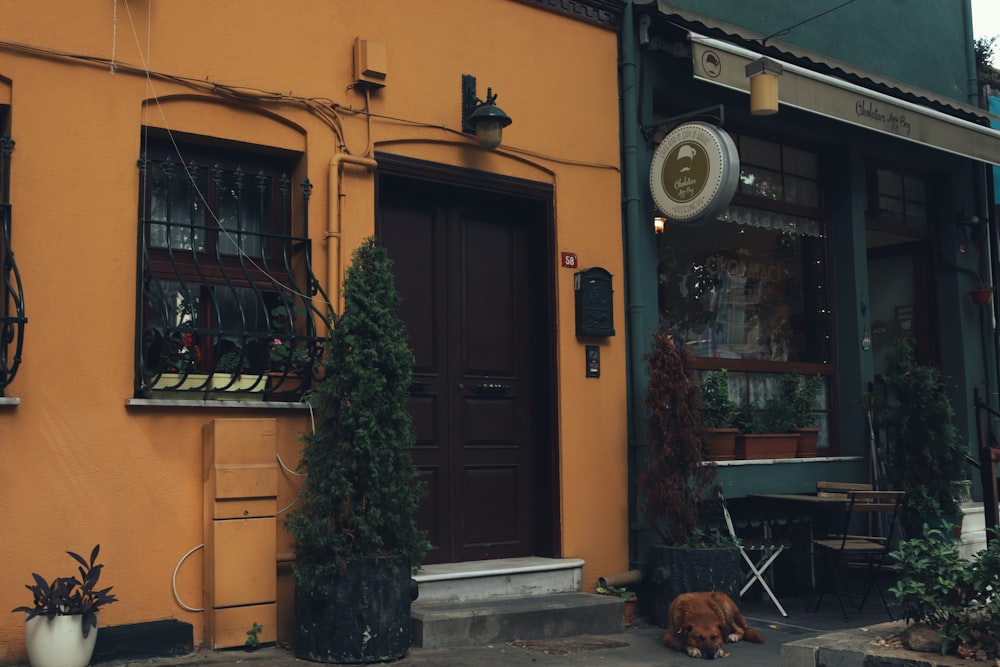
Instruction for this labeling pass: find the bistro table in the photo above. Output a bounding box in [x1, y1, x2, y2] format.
[747, 493, 855, 590]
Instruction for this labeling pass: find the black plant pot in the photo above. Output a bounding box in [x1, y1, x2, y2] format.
[294, 555, 413, 664]
[649, 545, 742, 627]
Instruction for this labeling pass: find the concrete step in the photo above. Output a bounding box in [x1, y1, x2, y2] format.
[410, 557, 627, 649]
[413, 557, 585, 603]
[411, 591, 626, 649]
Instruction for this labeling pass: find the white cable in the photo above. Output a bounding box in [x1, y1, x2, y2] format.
[276, 451, 304, 477]
[121, 2, 319, 306]
[277, 494, 302, 515]
[110, 0, 117, 74]
[172, 544, 205, 612]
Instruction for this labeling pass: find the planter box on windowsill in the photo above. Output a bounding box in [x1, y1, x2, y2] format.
[706, 428, 738, 461]
[145, 373, 266, 401]
[735, 433, 800, 460]
[265, 371, 309, 401]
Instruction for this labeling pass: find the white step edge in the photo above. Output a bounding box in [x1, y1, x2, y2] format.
[413, 557, 586, 603]
[413, 557, 585, 583]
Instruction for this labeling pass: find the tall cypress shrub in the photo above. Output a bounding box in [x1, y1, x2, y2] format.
[286, 237, 429, 590]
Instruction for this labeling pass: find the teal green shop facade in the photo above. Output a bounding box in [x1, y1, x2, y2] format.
[620, 0, 1000, 565]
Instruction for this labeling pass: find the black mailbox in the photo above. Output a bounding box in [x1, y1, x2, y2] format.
[575, 267, 615, 337]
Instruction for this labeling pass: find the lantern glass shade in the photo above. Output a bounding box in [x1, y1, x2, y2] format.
[475, 120, 504, 150]
[745, 57, 782, 116]
[749, 72, 779, 115]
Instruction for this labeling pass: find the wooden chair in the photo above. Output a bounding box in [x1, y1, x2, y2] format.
[806, 490, 905, 621]
[815, 480, 873, 498]
[721, 494, 789, 617]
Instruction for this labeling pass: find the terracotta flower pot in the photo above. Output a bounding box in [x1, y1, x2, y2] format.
[970, 286, 994, 305]
[624, 595, 637, 628]
[705, 428, 738, 461]
[792, 427, 820, 457]
[735, 433, 800, 460]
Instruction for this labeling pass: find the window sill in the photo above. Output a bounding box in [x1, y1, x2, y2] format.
[715, 455, 862, 466]
[0, 396, 20, 406]
[126, 398, 311, 409]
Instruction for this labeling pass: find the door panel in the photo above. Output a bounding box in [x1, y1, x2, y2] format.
[380, 177, 549, 564]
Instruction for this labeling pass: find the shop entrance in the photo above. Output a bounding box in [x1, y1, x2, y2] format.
[377, 162, 557, 565]
[866, 240, 938, 378]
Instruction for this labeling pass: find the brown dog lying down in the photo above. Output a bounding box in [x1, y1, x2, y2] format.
[662, 591, 765, 659]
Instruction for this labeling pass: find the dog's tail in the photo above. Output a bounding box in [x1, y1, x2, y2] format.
[742, 627, 765, 644]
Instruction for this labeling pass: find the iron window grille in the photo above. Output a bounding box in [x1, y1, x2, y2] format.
[1, 133, 26, 396]
[136, 141, 332, 400]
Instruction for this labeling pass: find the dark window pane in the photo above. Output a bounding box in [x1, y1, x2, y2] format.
[740, 136, 781, 169]
[783, 146, 818, 178]
[877, 169, 902, 197]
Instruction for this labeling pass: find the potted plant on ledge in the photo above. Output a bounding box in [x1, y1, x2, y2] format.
[785, 373, 823, 457]
[12, 545, 118, 667]
[732, 372, 822, 459]
[701, 369, 739, 461]
[639, 329, 740, 627]
[285, 238, 429, 663]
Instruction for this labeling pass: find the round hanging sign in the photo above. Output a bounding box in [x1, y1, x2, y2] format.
[649, 121, 740, 224]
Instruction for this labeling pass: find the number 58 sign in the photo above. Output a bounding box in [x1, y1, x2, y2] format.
[561, 252, 578, 269]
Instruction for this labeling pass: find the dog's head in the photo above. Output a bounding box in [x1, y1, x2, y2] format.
[675, 623, 725, 659]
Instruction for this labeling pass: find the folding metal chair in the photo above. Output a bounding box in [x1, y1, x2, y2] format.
[721, 495, 788, 617]
[807, 490, 905, 621]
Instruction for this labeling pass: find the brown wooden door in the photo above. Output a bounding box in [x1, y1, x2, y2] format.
[379, 173, 553, 564]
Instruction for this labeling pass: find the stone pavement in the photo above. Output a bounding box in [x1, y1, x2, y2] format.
[99, 596, 974, 667]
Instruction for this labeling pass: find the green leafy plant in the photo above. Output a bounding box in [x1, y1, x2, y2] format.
[267, 337, 312, 373]
[285, 238, 430, 590]
[216, 349, 248, 375]
[733, 373, 822, 434]
[595, 583, 636, 600]
[889, 525, 1000, 659]
[701, 370, 738, 429]
[785, 373, 823, 429]
[639, 328, 723, 546]
[878, 339, 967, 516]
[11, 545, 118, 638]
[245, 621, 263, 650]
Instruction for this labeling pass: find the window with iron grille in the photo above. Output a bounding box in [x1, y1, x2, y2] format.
[1, 117, 26, 397]
[136, 137, 331, 400]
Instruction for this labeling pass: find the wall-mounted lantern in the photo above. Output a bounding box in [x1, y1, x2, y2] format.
[462, 74, 513, 150]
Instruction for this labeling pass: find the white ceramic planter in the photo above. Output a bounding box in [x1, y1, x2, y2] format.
[24, 614, 98, 667]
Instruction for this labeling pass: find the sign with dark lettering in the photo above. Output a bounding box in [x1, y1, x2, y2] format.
[855, 100, 912, 137]
[649, 122, 740, 224]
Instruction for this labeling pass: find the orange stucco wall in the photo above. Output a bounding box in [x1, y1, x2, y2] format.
[0, 1, 627, 660]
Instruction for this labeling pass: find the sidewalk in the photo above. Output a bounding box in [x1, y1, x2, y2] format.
[104, 595, 971, 667]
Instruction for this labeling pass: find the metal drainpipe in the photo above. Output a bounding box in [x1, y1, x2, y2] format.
[621, 0, 654, 567]
[963, 1, 1000, 410]
[327, 154, 378, 313]
[962, 0, 978, 106]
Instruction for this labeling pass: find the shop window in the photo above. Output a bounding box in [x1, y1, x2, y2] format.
[867, 167, 929, 229]
[136, 137, 331, 399]
[658, 135, 830, 365]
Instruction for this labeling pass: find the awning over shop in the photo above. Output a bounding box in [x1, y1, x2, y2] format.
[688, 32, 1000, 167]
